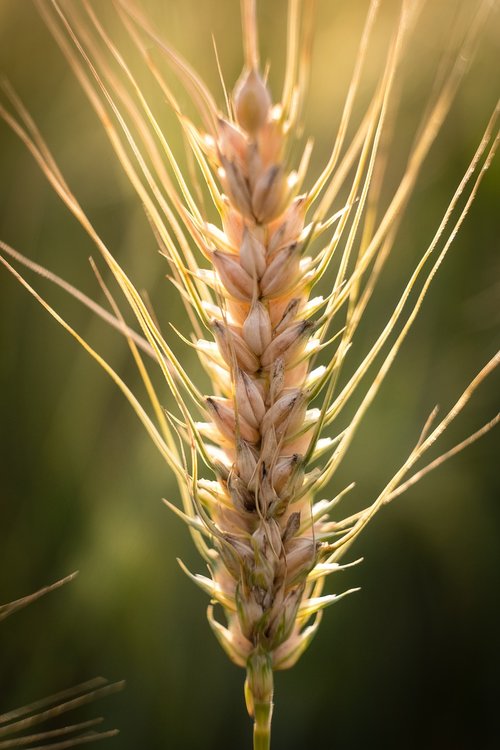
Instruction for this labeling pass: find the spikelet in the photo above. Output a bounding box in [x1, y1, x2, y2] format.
[0, 1, 498, 748]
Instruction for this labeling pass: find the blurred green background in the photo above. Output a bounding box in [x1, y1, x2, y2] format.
[0, 1, 499, 748]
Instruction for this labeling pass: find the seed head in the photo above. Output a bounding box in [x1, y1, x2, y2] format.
[1, 2, 497, 749]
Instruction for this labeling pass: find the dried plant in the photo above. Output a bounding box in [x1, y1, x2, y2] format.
[0, 1, 498, 748]
[0, 573, 123, 750]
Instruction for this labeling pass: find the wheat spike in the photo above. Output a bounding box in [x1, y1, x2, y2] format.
[0, 1, 498, 748]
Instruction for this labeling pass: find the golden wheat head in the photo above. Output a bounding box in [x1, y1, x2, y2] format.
[1, 1, 498, 748]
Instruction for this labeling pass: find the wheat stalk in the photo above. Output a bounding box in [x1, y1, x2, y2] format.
[0, 1, 498, 747]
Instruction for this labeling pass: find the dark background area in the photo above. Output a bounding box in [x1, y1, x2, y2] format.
[0, 1, 499, 748]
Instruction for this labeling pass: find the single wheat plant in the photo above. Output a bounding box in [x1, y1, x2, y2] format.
[1, 1, 498, 748]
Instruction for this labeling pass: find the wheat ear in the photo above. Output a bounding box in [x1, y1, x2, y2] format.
[0, 1, 498, 748]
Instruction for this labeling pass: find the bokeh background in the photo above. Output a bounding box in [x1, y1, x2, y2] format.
[0, 1, 499, 748]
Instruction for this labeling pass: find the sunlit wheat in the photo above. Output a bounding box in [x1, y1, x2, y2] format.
[1, 1, 498, 748]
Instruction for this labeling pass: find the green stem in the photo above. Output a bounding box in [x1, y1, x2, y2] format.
[245, 648, 274, 750]
[253, 697, 273, 750]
